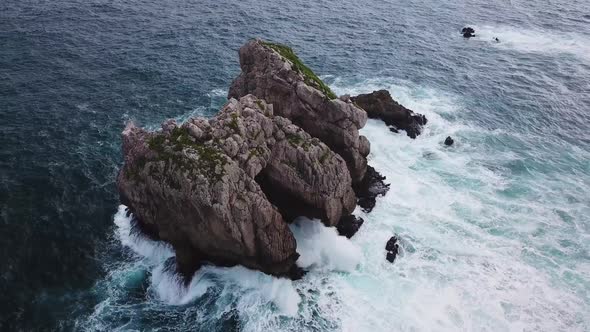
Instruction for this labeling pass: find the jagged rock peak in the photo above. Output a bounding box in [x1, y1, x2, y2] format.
[229, 39, 370, 184]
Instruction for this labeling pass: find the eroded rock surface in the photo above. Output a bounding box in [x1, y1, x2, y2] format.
[117, 95, 356, 277]
[353, 165, 391, 213]
[351, 90, 427, 139]
[336, 215, 365, 239]
[385, 236, 400, 263]
[229, 39, 369, 184]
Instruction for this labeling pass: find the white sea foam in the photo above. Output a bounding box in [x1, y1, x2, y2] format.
[471, 25, 590, 62]
[208, 265, 301, 316]
[327, 79, 588, 332]
[290, 217, 361, 272]
[207, 88, 229, 109]
[150, 263, 214, 305]
[113, 205, 174, 263]
[112, 205, 301, 316]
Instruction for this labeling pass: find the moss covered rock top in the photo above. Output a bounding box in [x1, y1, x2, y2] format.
[261, 41, 337, 99]
[146, 127, 228, 181]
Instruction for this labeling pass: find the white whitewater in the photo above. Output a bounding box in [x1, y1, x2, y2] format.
[97, 80, 589, 331]
[468, 25, 590, 62]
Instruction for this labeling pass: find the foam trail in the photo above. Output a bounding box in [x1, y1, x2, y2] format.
[290, 217, 361, 272]
[113, 205, 174, 263]
[473, 25, 590, 61]
[150, 263, 301, 315]
[209, 265, 301, 316]
[150, 263, 214, 305]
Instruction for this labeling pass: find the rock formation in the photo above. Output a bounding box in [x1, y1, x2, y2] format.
[351, 90, 427, 139]
[229, 40, 370, 184]
[385, 236, 400, 263]
[118, 40, 396, 279]
[462, 27, 475, 38]
[118, 95, 355, 277]
[353, 165, 390, 213]
[336, 215, 365, 239]
[444, 136, 454, 146]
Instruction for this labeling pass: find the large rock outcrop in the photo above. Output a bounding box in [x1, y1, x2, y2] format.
[229, 40, 370, 184]
[117, 95, 356, 277]
[351, 90, 427, 138]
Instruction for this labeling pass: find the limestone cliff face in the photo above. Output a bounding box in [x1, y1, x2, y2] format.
[117, 95, 355, 277]
[229, 40, 370, 184]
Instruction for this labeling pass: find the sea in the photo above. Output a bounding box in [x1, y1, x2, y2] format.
[1, 0, 589, 331]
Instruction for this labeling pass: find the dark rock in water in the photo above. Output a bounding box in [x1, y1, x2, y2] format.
[351, 90, 427, 139]
[462, 27, 475, 38]
[286, 265, 307, 280]
[353, 165, 391, 213]
[385, 236, 400, 263]
[229, 39, 369, 184]
[385, 236, 399, 251]
[386, 251, 397, 263]
[117, 94, 356, 279]
[444, 136, 454, 146]
[336, 215, 365, 238]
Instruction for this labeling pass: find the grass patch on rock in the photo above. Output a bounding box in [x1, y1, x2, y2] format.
[145, 127, 228, 182]
[261, 41, 337, 100]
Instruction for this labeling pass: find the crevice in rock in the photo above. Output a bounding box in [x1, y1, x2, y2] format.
[254, 170, 325, 223]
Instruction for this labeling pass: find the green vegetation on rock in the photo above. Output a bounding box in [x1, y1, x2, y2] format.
[286, 133, 312, 151]
[144, 127, 228, 182]
[255, 99, 265, 110]
[261, 41, 337, 100]
[228, 113, 240, 132]
[319, 149, 330, 164]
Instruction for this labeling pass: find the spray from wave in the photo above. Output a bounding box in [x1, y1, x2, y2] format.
[93, 206, 362, 322]
[291, 217, 361, 272]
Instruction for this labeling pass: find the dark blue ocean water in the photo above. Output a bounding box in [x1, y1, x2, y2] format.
[1, 0, 589, 330]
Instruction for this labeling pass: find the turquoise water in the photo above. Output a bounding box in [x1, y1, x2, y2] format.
[1, 0, 589, 330]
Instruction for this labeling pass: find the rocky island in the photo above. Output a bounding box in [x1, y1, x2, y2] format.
[117, 39, 426, 279]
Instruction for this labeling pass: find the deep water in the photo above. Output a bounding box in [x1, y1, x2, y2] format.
[1, 0, 589, 330]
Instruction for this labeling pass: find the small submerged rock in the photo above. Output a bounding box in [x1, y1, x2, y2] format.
[385, 236, 400, 263]
[444, 136, 454, 146]
[462, 27, 475, 38]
